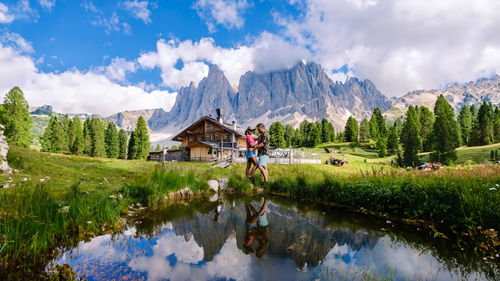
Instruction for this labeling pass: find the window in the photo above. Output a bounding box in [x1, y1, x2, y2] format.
[224, 134, 230, 140]
[189, 137, 193, 142]
[207, 124, 212, 130]
[208, 147, 212, 154]
[210, 134, 215, 141]
[198, 137, 202, 141]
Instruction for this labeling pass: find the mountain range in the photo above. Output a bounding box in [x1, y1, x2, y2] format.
[30, 61, 500, 145]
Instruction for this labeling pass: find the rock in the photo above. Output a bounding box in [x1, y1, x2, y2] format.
[207, 180, 219, 193]
[58, 206, 70, 213]
[209, 193, 218, 202]
[0, 124, 12, 174]
[218, 178, 229, 191]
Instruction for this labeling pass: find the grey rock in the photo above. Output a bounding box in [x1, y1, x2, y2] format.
[208, 180, 219, 193]
[0, 124, 12, 174]
[218, 178, 229, 191]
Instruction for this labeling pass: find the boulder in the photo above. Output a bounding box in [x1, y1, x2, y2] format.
[0, 125, 12, 174]
[207, 180, 219, 193]
[218, 178, 229, 191]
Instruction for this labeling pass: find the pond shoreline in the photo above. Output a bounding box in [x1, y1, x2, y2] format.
[1, 147, 499, 279]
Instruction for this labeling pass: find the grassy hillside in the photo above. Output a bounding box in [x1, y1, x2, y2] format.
[419, 143, 500, 164]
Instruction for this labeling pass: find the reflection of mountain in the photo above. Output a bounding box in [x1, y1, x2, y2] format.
[166, 199, 380, 267]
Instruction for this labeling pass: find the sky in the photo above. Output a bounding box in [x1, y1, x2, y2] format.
[0, 0, 499, 116]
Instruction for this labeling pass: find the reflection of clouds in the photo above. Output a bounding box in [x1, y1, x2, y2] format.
[129, 235, 253, 281]
[61, 234, 128, 264]
[321, 236, 486, 281]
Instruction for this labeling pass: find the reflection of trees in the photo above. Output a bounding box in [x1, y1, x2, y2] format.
[130, 196, 498, 279]
[134, 196, 381, 267]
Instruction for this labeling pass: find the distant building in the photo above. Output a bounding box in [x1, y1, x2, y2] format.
[169, 109, 246, 162]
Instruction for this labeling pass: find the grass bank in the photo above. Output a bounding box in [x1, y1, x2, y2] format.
[1, 145, 499, 278]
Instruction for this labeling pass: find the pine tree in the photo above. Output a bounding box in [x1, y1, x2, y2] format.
[292, 128, 302, 146]
[494, 107, 500, 143]
[458, 105, 473, 145]
[284, 125, 294, 147]
[41, 116, 67, 153]
[418, 106, 435, 151]
[471, 102, 495, 145]
[470, 104, 478, 122]
[370, 108, 386, 139]
[359, 118, 371, 143]
[320, 118, 335, 143]
[269, 121, 286, 148]
[344, 116, 359, 142]
[386, 124, 399, 154]
[132, 116, 150, 159]
[430, 95, 460, 164]
[82, 118, 92, 155]
[155, 144, 161, 152]
[307, 122, 321, 146]
[69, 116, 84, 155]
[118, 129, 128, 159]
[90, 117, 105, 157]
[104, 122, 119, 158]
[61, 115, 71, 152]
[298, 120, 309, 146]
[400, 106, 421, 167]
[0, 87, 33, 147]
[127, 131, 136, 159]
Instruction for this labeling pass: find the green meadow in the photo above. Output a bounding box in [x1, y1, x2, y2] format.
[0, 144, 499, 278]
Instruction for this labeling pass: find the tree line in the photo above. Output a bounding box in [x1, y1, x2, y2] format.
[0, 87, 151, 160]
[268, 94, 500, 166]
[268, 118, 336, 148]
[41, 115, 151, 160]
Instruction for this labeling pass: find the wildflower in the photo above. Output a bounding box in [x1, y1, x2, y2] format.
[489, 187, 496, 191]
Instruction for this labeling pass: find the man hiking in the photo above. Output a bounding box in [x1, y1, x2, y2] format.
[251, 123, 269, 185]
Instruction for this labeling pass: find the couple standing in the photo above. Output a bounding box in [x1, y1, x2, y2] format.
[245, 123, 269, 185]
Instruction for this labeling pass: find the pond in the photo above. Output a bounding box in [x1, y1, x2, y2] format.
[48, 195, 498, 281]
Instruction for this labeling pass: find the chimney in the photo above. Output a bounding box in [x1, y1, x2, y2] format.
[216, 108, 223, 124]
[232, 120, 236, 130]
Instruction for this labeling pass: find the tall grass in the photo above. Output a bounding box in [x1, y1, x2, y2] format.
[0, 182, 124, 278]
[269, 168, 500, 230]
[122, 166, 210, 205]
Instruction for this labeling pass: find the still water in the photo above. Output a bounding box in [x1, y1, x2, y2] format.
[48, 195, 497, 280]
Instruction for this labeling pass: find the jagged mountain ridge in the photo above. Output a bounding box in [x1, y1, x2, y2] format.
[153, 61, 391, 142]
[385, 74, 500, 120]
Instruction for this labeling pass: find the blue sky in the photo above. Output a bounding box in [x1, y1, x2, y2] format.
[0, 0, 499, 116]
[4, 0, 297, 88]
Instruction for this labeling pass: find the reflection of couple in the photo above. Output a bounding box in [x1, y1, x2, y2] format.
[245, 123, 269, 185]
[244, 199, 269, 258]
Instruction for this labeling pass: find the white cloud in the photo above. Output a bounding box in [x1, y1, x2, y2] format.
[137, 32, 307, 89]
[92, 11, 131, 35]
[97, 57, 137, 82]
[81, 0, 99, 13]
[123, 0, 152, 24]
[0, 3, 15, 23]
[0, 43, 177, 116]
[1, 32, 34, 53]
[11, 0, 39, 22]
[38, 0, 56, 11]
[275, 0, 500, 96]
[193, 0, 251, 32]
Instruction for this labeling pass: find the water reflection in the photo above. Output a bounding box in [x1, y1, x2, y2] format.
[49, 196, 495, 281]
